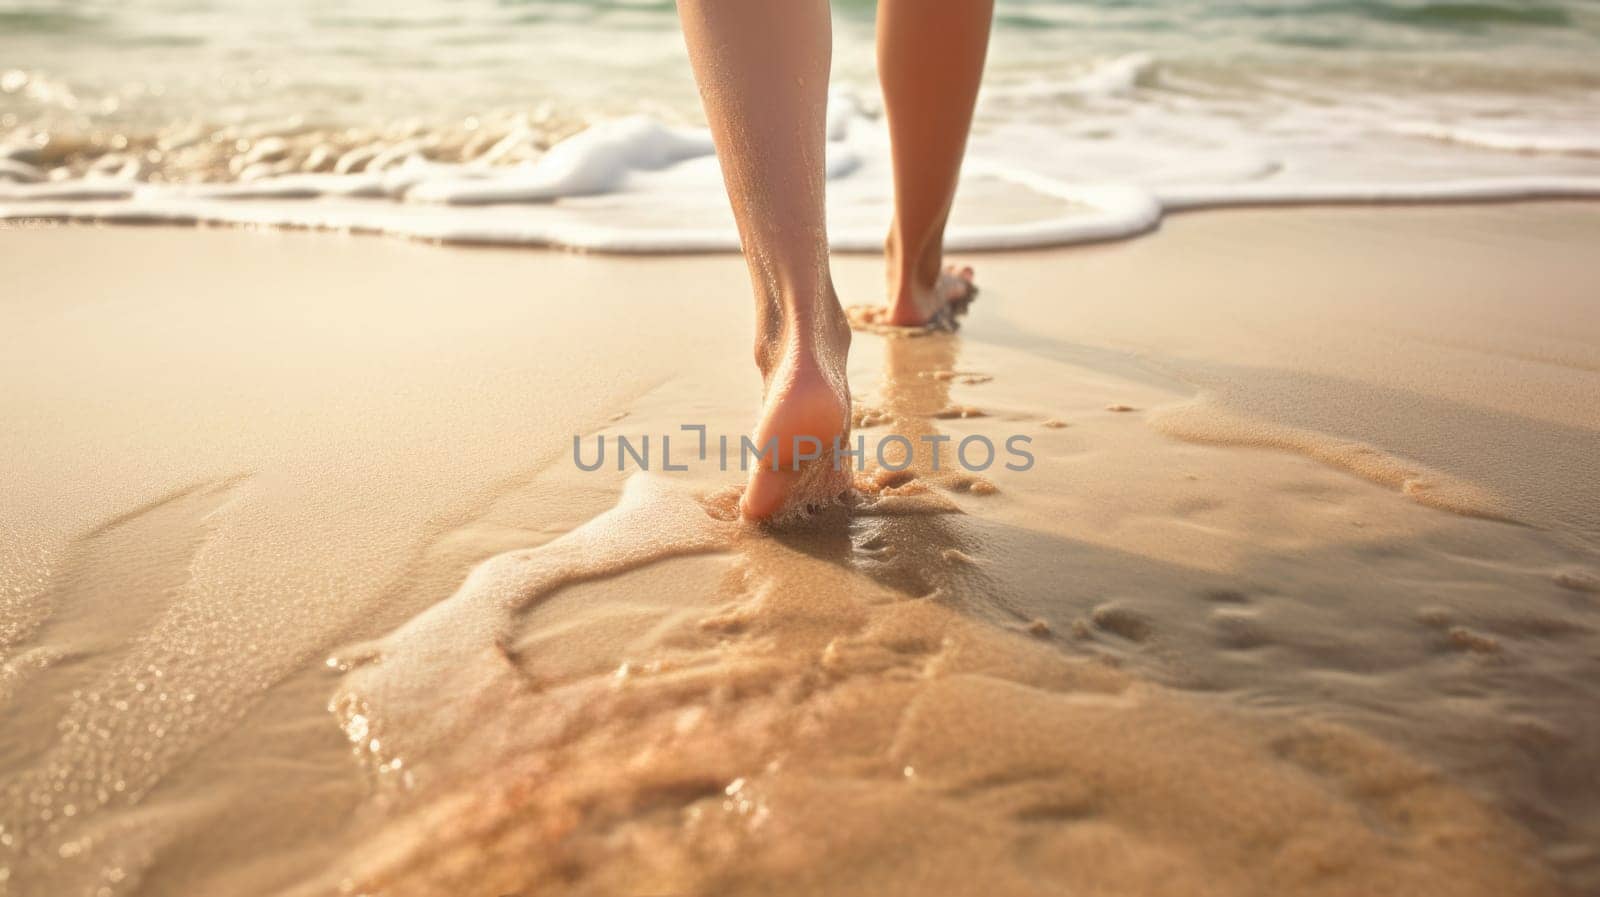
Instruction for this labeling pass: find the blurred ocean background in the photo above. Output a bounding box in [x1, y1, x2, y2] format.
[3, 0, 1600, 248]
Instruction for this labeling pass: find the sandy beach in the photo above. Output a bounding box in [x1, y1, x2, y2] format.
[1, 202, 1597, 895]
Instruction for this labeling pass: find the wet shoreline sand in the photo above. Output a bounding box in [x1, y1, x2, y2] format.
[1, 203, 1598, 895]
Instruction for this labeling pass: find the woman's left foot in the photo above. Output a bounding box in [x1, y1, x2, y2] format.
[851, 263, 978, 331]
[741, 311, 853, 521]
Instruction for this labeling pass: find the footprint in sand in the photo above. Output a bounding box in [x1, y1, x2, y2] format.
[1554, 569, 1600, 594]
[940, 548, 980, 566]
[852, 404, 890, 429]
[920, 369, 993, 386]
[1447, 626, 1502, 656]
[845, 305, 959, 337]
[932, 405, 986, 420]
[944, 473, 999, 496]
[1211, 607, 1271, 650]
[1090, 601, 1155, 643]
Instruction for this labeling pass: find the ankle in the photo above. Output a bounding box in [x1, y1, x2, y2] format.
[885, 230, 942, 305]
[753, 285, 850, 381]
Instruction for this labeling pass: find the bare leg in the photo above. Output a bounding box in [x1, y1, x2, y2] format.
[677, 0, 852, 520]
[878, 0, 993, 326]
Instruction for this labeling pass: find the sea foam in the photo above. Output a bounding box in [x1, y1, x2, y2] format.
[4, 88, 1600, 253]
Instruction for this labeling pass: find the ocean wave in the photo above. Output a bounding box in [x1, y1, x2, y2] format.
[1206, 0, 1573, 29]
[4, 97, 1600, 253]
[981, 53, 1157, 100]
[1392, 121, 1600, 156]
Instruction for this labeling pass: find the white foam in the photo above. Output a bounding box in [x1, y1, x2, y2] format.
[407, 116, 713, 204]
[0, 158, 45, 183]
[1156, 177, 1600, 211]
[4, 93, 1600, 254]
[981, 53, 1156, 101]
[1068, 53, 1156, 98]
[1393, 122, 1600, 156]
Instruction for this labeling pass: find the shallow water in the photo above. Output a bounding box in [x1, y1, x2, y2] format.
[3, 0, 1600, 249]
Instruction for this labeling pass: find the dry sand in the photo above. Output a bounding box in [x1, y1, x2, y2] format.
[1, 204, 1598, 896]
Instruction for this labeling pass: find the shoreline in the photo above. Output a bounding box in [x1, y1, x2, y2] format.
[7, 193, 1600, 254]
[6, 172, 1600, 254]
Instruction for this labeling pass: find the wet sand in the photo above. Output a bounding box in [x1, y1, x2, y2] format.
[1, 204, 1598, 896]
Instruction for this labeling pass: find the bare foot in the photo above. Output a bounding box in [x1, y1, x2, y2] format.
[887, 263, 978, 327]
[742, 313, 853, 521]
[848, 263, 979, 333]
